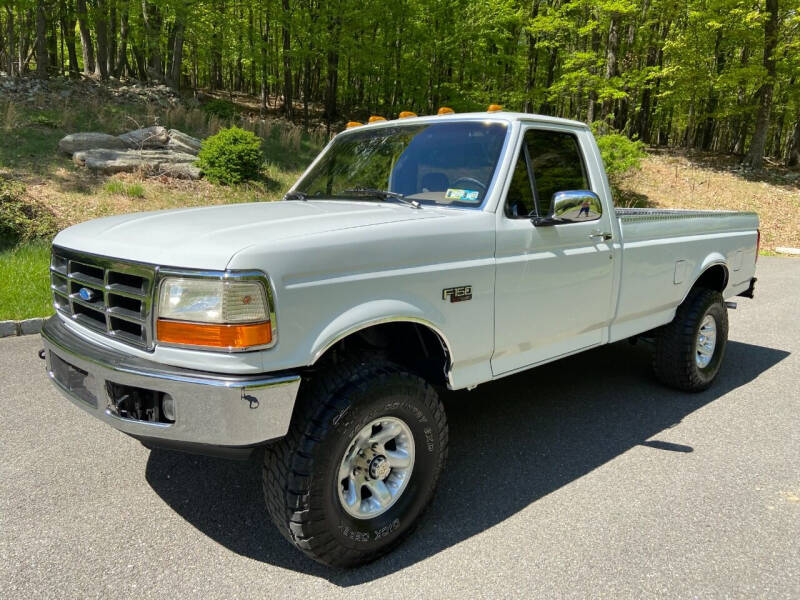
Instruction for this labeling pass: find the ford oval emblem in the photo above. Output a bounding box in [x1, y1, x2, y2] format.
[78, 287, 96, 302]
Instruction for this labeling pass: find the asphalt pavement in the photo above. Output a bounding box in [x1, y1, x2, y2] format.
[1, 257, 798, 599]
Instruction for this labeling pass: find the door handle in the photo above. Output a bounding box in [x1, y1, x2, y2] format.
[589, 231, 612, 241]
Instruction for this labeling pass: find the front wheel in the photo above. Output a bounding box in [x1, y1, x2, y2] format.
[262, 359, 448, 568]
[652, 287, 729, 392]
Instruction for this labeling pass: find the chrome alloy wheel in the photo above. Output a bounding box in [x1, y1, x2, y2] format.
[696, 314, 718, 368]
[337, 417, 415, 519]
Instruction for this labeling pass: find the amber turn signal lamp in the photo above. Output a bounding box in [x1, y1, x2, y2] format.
[398, 111, 417, 118]
[368, 115, 386, 123]
[157, 319, 272, 349]
[487, 104, 503, 112]
[437, 107, 454, 115]
[346, 121, 362, 129]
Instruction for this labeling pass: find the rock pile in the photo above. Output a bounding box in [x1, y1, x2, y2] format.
[0, 76, 185, 108]
[59, 126, 204, 179]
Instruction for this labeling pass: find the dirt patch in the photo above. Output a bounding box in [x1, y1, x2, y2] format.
[618, 152, 800, 252]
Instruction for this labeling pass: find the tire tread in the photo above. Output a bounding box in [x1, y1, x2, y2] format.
[262, 356, 448, 567]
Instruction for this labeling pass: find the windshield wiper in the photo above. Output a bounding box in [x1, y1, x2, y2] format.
[341, 187, 422, 209]
[283, 190, 308, 201]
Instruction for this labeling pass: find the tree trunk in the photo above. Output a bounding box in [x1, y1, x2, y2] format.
[59, 0, 80, 77]
[785, 121, 800, 167]
[47, 5, 59, 70]
[141, 0, 163, 82]
[94, 0, 109, 80]
[115, 2, 129, 76]
[210, 4, 223, 90]
[5, 6, 15, 76]
[324, 16, 340, 122]
[699, 30, 725, 150]
[35, 0, 49, 78]
[743, 0, 779, 169]
[281, 0, 293, 119]
[259, 10, 269, 114]
[167, 18, 184, 89]
[524, 0, 540, 113]
[107, 0, 116, 76]
[538, 48, 557, 114]
[601, 12, 620, 120]
[131, 40, 147, 80]
[76, 0, 94, 74]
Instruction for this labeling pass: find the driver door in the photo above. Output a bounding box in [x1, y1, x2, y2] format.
[491, 125, 616, 376]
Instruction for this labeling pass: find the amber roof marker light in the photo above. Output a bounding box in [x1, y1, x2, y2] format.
[398, 111, 417, 119]
[437, 107, 455, 115]
[487, 104, 503, 112]
[368, 115, 387, 123]
[345, 121, 363, 129]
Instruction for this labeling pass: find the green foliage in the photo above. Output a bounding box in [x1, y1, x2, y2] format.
[202, 99, 237, 120]
[197, 127, 265, 185]
[103, 180, 146, 198]
[593, 127, 647, 180]
[5, 0, 800, 166]
[28, 113, 61, 129]
[0, 241, 54, 320]
[0, 177, 57, 246]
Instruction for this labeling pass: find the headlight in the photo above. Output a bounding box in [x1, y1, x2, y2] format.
[156, 275, 274, 350]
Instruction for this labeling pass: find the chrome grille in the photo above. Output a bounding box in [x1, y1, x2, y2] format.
[50, 247, 155, 350]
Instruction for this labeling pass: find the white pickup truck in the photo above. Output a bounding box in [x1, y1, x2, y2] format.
[41, 111, 759, 567]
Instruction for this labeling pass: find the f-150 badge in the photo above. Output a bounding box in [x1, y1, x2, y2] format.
[442, 286, 472, 303]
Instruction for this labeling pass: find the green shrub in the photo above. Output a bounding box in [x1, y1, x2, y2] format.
[202, 99, 237, 120]
[197, 126, 264, 185]
[592, 126, 647, 180]
[0, 177, 58, 246]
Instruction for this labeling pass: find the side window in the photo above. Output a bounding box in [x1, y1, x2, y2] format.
[525, 130, 589, 217]
[503, 150, 535, 219]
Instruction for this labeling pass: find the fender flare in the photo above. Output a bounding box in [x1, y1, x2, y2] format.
[309, 299, 454, 369]
[679, 254, 729, 305]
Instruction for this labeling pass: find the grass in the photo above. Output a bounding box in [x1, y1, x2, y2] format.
[0, 241, 53, 320]
[103, 180, 145, 198]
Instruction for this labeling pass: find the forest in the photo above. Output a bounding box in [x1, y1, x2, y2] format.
[1, 0, 799, 169]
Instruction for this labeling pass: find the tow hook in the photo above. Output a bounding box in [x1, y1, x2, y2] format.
[38, 349, 46, 360]
[725, 301, 737, 309]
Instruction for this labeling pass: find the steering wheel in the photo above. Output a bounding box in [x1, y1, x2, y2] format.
[451, 177, 487, 197]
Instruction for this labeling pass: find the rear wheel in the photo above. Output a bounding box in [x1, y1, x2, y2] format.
[262, 358, 448, 568]
[652, 287, 729, 392]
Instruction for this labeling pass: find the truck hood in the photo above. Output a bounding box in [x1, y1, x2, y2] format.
[54, 200, 445, 270]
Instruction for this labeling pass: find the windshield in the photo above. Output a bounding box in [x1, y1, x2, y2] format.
[293, 121, 509, 208]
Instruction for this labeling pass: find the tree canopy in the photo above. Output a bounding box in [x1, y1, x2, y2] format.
[3, 0, 800, 167]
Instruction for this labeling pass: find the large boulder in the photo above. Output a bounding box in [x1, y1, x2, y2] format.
[167, 129, 202, 155]
[72, 149, 199, 178]
[58, 132, 129, 154]
[118, 126, 170, 149]
[160, 162, 203, 180]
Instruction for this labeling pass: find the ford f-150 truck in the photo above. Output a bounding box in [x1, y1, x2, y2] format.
[41, 111, 759, 567]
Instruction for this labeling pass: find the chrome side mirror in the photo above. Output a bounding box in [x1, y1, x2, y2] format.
[532, 190, 602, 226]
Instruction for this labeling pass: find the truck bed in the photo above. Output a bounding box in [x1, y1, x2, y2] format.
[609, 207, 759, 343]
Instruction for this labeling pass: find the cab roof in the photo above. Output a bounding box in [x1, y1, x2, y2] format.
[339, 111, 589, 135]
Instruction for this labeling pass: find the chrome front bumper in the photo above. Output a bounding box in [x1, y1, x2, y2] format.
[41, 316, 300, 449]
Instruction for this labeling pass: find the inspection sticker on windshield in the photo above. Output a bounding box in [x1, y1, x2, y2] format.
[445, 188, 479, 201]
